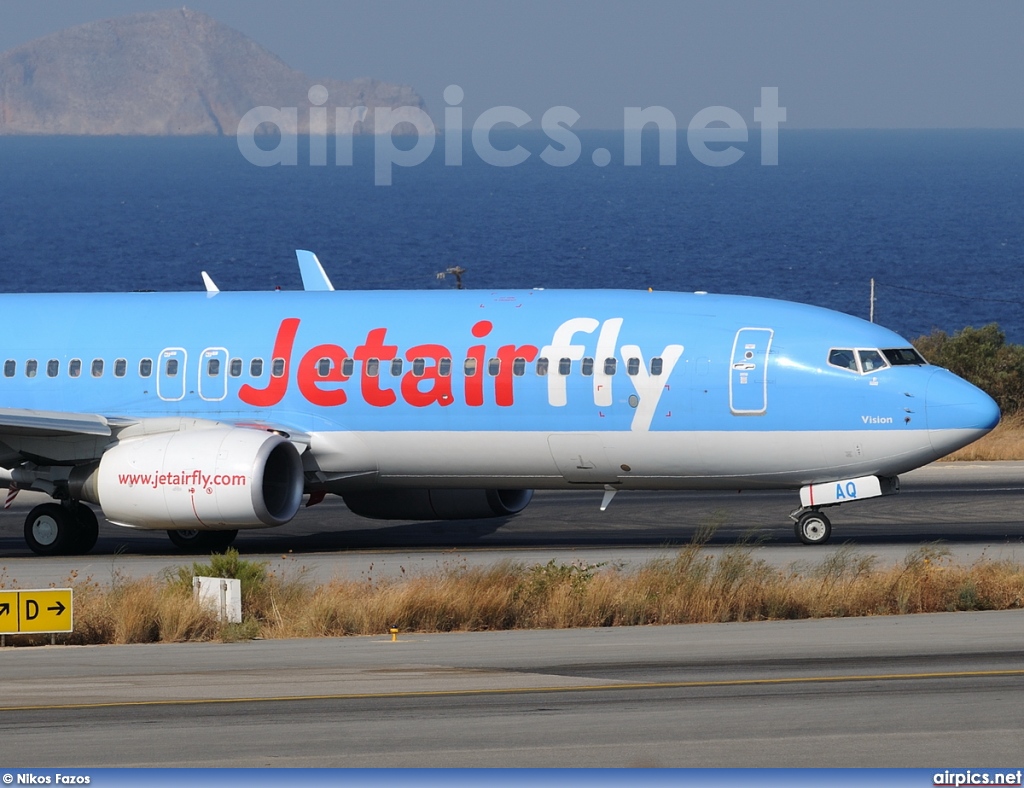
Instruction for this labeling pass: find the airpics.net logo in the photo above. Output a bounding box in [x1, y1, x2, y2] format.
[235, 85, 787, 186]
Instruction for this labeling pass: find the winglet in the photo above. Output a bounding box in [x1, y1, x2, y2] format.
[201, 271, 220, 294]
[296, 250, 335, 292]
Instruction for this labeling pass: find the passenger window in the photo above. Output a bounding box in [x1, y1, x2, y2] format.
[627, 357, 640, 376]
[604, 358, 617, 375]
[317, 358, 331, 376]
[25, 360, 37, 378]
[512, 358, 526, 377]
[858, 349, 887, 372]
[651, 357, 663, 376]
[164, 359, 177, 378]
[438, 358, 452, 376]
[47, 360, 59, 378]
[463, 358, 476, 376]
[206, 358, 219, 377]
[139, 358, 153, 378]
[69, 359, 82, 378]
[581, 357, 594, 376]
[390, 358, 403, 377]
[250, 358, 264, 377]
[412, 358, 425, 376]
[558, 358, 571, 375]
[536, 358, 549, 376]
[488, 358, 500, 376]
[229, 358, 242, 377]
[828, 349, 858, 372]
[3, 360, 14, 378]
[115, 358, 127, 378]
[91, 359, 104, 378]
[366, 358, 380, 377]
[272, 358, 285, 377]
[342, 358, 354, 377]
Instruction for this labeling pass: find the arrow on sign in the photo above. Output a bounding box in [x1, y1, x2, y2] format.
[48, 601, 67, 616]
[0, 603, 9, 616]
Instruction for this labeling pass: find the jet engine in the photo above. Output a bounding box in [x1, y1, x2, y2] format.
[342, 488, 533, 520]
[73, 427, 304, 529]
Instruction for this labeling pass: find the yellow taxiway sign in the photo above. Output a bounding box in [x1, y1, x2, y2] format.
[0, 588, 73, 634]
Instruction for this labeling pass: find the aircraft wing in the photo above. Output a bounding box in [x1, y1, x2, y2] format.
[0, 408, 311, 442]
[0, 407, 131, 438]
[226, 420, 311, 447]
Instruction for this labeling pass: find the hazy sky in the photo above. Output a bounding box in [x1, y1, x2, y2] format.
[2, 0, 1021, 129]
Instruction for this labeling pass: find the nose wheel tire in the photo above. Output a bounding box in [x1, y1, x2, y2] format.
[795, 511, 832, 545]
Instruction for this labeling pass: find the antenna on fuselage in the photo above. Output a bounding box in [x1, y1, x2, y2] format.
[436, 265, 466, 289]
[201, 271, 219, 294]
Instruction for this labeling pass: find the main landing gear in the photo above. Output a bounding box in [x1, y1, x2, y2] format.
[20, 502, 238, 555]
[24, 502, 100, 556]
[166, 529, 238, 552]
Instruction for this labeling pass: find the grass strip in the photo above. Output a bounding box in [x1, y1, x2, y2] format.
[3, 539, 1021, 646]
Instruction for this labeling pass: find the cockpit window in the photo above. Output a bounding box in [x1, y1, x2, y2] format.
[857, 349, 888, 372]
[828, 349, 858, 371]
[829, 347, 900, 374]
[882, 347, 927, 366]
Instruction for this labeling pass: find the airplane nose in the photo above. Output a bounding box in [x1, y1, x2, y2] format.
[926, 368, 1001, 456]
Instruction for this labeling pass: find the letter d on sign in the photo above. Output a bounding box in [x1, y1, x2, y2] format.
[25, 599, 38, 620]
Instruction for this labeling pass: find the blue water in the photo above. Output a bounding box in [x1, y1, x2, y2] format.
[1, 130, 1022, 342]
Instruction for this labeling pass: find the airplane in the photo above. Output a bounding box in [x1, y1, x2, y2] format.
[0, 251, 1000, 555]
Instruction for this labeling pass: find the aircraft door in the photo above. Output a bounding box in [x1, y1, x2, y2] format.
[729, 328, 773, 415]
[199, 347, 229, 401]
[157, 348, 187, 402]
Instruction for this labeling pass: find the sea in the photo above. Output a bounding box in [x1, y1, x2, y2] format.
[1, 130, 1021, 343]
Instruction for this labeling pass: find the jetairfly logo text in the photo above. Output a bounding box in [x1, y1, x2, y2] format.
[117, 471, 249, 489]
[237, 317, 683, 432]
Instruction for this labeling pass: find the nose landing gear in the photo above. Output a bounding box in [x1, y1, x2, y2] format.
[790, 474, 900, 545]
[792, 509, 832, 545]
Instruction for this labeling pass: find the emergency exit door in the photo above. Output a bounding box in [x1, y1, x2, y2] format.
[157, 348, 187, 402]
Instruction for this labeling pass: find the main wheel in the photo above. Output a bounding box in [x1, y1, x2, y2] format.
[167, 529, 239, 552]
[167, 529, 204, 550]
[70, 504, 100, 554]
[24, 503, 73, 556]
[795, 511, 832, 545]
[204, 530, 239, 552]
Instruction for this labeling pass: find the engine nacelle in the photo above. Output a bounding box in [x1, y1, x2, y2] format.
[81, 427, 304, 530]
[342, 488, 533, 521]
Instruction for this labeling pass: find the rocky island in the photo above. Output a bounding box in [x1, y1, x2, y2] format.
[0, 7, 426, 135]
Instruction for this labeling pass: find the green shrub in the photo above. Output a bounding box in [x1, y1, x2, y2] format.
[914, 323, 1024, 415]
[165, 547, 269, 606]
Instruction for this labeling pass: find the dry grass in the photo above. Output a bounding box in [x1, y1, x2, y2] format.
[67, 570, 220, 644]
[5, 542, 1022, 646]
[943, 411, 1024, 461]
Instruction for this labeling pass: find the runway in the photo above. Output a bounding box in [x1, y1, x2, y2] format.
[1, 463, 1022, 767]
[1, 611, 1022, 766]
[1, 462, 1022, 588]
